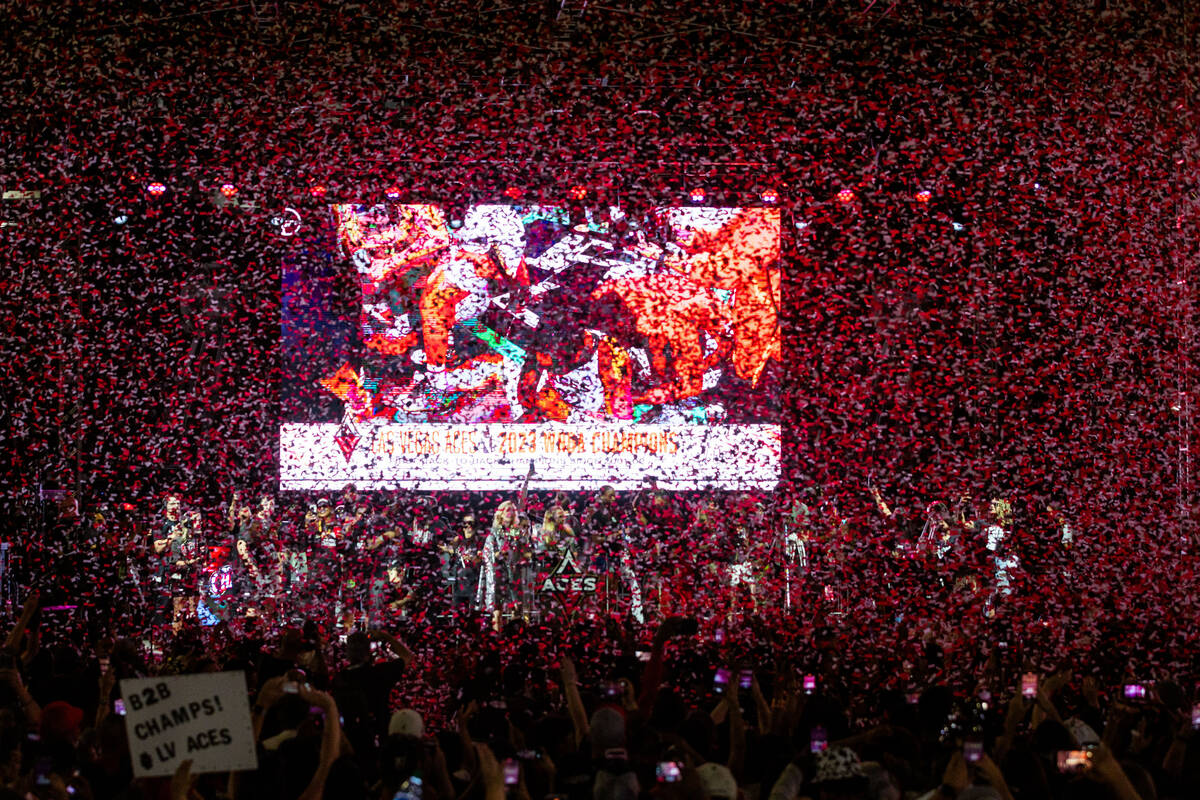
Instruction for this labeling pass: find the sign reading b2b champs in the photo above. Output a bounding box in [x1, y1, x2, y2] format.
[120, 671, 258, 778]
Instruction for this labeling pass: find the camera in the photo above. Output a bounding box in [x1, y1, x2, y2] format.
[1057, 749, 1093, 774]
[738, 669, 753, 690]
[392, 775, 423, 800]
[713, 668, 731, 695]
[1123, 683, 1146, 701]
[656, 761, 682, 783]
[1020, 673, 1037, 699]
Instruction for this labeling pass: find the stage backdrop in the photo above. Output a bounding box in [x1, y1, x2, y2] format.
[280, 202, 782, 491]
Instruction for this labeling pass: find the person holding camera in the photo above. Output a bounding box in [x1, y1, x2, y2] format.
[158, 507, 201, 633]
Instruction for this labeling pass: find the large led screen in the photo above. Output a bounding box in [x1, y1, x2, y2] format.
[280, 203, 782, 490]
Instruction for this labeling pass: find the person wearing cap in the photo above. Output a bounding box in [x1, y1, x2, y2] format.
[163, 509, 202, 633]
[588, 707, 640, 800]
[810, 746, 869, 799]
[41, 700, 84, 746]
[695, 762, 739, 800]
[304, 497, 350, 625]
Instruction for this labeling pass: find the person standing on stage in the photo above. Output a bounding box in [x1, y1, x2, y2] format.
[148, 495, 184, 628]
[305, 498, 350, 624]
[484, 501, 534, 627]
[161, 508, 202, 633]
[399, 505, 444, 624]
[254, 494, 285, 606]
[583, 485, 643, 623]
[538, 505, 579, 554]
[632, 479, 676, 618]
[481, 463, 533, 629]
[362, 517, 409, 627]
[231, 495, 284, 619]
[984, 497, 1019, 616]
[232, 504, 261, 607]
[442, 512, 483, 616]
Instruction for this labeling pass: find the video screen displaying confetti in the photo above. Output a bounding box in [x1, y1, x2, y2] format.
[281, 203, 782, 490]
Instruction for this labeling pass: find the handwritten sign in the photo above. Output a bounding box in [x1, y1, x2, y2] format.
[121, 671, 257, 778]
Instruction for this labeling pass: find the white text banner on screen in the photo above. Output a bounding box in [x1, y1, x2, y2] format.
[280, 422, 780, 491]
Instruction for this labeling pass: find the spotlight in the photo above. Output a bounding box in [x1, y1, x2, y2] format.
[113, 214, 128, 225]
[835, 189, 855, 204]
[568, 185, 588, 201]
[689, 188, 707, 203]
[915, 190, 932, 203]
[384, 186, 401, 200]
[503, 186, 522, 200]
[310, 184, 328, 198]
[219, 183, 238, 199]
[146, 182, 167, 196]
[761, 189, 779, 204]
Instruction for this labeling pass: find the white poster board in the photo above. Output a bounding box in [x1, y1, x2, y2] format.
[121, 671, 258, 778]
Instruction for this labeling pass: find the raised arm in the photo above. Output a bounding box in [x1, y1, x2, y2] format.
[296, 688, 342, 800]
[727, 691, 746, 780]
[560, 656, 589, 748]
[235, 539, 259, 577]
[517, 461, 534, 514]
[368, 628, 414, 667]
[227, 491, 241, 531]
[868, 485, 892, 518]
[4, 591, 38, 655]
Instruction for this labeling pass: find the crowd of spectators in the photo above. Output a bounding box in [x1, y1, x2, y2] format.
[2, 572, 1200, 800]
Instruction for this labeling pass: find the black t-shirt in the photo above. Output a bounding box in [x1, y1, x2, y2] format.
[331, 658, 408, 741]
[148, 515, 181, 575]
[586, 502, 628, 535]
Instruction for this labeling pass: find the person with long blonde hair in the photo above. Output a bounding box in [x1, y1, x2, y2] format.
[984, 497, 1019, 614]
[479, 464, 533, 629]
